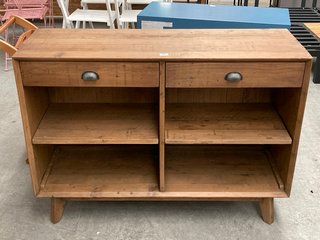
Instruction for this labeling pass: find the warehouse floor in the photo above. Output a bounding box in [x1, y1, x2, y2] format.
[0, 51, 320, 239]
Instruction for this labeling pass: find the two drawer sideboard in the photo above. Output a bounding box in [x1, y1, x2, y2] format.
[12, 29, 312, 224]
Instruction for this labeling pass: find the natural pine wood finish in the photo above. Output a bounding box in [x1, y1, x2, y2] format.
[166, 62, 305, 88]
[12, 29, 312, 223]
[21, 62, 159, 87]
[166, 103, 292, 144]
[51, 198, 66, 224]
[13, 29, 311, 61]
[12, 61, 51, 195]
[166, 88, 272, 103]
[165, 146, 285, 197]
[40, 146, 159, 198]
[271, 60, 312, 195]
[49, 87, 158, 103]
[259, 198, 274, 224]
[304, 23, 320, 38]
[159, 62, 166, 191]
[33, 103, 158, 144]
[39, 145, 286, 199]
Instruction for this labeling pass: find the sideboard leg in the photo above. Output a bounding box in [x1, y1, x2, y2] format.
[51, 198, 66, 224]
[259, 198, 274, 224]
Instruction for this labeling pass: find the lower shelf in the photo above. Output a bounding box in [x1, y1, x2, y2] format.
[39, 145, 159, 198]
[165, 146, 285, 198]
[38, 145, 286, 199]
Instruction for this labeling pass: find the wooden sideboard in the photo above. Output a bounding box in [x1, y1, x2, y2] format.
[12, 29, 312, 224]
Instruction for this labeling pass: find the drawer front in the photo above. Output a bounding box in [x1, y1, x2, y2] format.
[166, 62, 305, 88]
[21, 62, 159, 87]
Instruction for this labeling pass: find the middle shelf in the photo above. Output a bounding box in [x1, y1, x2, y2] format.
[33, 103, 159, 144]
[32, 102, 292, 145]
[166, 103, 292, 144]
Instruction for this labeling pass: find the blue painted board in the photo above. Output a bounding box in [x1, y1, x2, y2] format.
[137, 3, 290, 29]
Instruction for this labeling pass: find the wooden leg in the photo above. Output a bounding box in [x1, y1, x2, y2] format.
[259, 198, 274, 224]
[51, 198, 66, 224]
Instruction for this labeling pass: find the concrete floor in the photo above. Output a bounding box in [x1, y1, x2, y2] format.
[1, 51, 320, 239]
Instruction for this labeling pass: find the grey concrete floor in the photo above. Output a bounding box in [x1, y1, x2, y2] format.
[0, 51, 320, 239]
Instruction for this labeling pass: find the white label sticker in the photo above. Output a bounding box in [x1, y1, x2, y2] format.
[160, 52, 169, 57]
[141, 20, 173, 29]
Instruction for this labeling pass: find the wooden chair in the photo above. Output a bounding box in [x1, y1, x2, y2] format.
[0, 1, 48, 70]
[0, 16, 38, 69]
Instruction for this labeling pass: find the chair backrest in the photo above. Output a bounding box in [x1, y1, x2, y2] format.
[5, 0, 48, 9]
[0, 15, 38, 56]
[56, 0, 73, 28]
[2, 0, 49, 21]
[57, 0, 116, 29]
[105, 0, 117, 29]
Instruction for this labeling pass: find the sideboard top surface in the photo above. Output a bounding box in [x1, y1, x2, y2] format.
[13, 29, 311, 61]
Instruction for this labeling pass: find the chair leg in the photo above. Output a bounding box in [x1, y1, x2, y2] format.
[75, 21, 80, 29]
[5, 53, 8, 71]
[4, 29, 9, 71]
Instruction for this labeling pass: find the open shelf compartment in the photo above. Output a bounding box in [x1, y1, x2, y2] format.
[38, 145, 159, 198]
[165, 145, 286, 198]
[33, 103, 159, 144]
[166, 103, 292, 144]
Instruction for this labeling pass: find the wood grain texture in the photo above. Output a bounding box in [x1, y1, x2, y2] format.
[304, 23, 320, 38]
[13, 29, 311, 61]
[271, 60, 312, 195]
[33, 103, 159, 144]
[21, 62, 159, 87]
[165, 103, 292, 144]
[38, 145, 286, 199]
[159, 62, 166, 191]
[165, 146, 285, 197]
[259, 198, 274, 224]
[166, 62, 305, 88]
[40, 146, 159, 198]
[166, 88, 272, 103]
[12, 61, 51, 195]
[49, 87, 158, 103]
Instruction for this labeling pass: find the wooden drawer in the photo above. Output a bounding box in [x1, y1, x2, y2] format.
[166, 62, 305, 88]
[21, 62, 159, 87]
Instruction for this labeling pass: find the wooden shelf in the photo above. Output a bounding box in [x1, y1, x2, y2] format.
[39, 145, 285, 199]
[166, 103, 292, 144]
[39, 146, 159, 198]
[166, 146, 285, 197]
[33, 103, 159, 144]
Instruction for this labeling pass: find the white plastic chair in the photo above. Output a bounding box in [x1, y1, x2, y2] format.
[115, 0, 172, 28]
[57, 0, 117, 29]
[81, 0, 172, 29]
[114, 0, 141, 28]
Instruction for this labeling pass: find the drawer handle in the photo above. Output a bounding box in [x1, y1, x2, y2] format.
[225, 72, 243, 81]
[81, 71, 99, 81]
